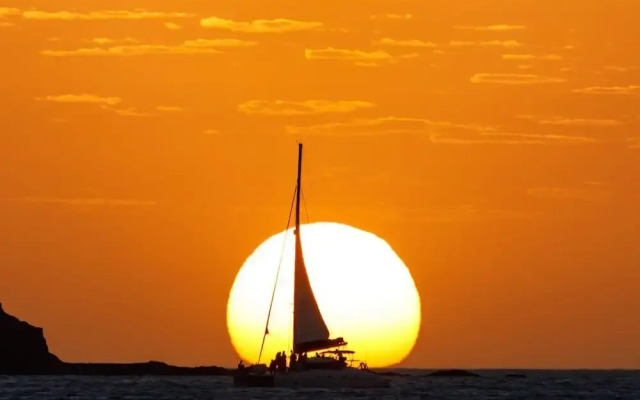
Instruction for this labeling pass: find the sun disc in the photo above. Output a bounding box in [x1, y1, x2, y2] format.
[227, 222, 421, 368]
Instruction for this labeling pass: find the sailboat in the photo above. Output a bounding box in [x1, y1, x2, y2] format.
[233, 144, 390, 388]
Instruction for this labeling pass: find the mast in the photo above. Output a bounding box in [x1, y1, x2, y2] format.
[259, 143, 343, 363]
[295, 143, 302, 232]
[291, 144, 345, 354]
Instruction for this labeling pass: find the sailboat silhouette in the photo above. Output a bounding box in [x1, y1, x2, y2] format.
[233, 144, 390, 388]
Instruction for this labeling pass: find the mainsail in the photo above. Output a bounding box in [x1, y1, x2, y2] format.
[293, 144, 346, 354]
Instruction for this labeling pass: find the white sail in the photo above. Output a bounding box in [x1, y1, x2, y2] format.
[293, 228, 331, 351]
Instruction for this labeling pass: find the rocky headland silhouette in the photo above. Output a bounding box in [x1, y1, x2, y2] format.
[1, 302, 488, 378]
[0, 303, 229, 375]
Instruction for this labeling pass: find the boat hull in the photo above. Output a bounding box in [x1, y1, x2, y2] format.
[234, 369, 390, 388]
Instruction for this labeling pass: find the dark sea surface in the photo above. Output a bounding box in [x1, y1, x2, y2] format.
[0, 370, 638, 399]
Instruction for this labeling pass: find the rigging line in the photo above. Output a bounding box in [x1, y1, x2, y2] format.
[257, 185, 297, 365]
[301, 188, 311, 224]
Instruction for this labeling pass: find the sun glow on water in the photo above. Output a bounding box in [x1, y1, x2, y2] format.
[227, 222, 421, 368]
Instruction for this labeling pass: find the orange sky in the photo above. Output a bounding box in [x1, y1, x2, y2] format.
[1, 0, 639, 369]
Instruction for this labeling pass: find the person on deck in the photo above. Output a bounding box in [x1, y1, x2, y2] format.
[237, 360, 245, 370]
[289, 350, 297, 370]
[273, 352, 281, 373]
[269, 359, 276, 375]
[279, 350, 287, 372]
[338, 353, 346, 365]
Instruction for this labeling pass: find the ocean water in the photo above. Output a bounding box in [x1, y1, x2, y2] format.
[0, 370, 638, 399]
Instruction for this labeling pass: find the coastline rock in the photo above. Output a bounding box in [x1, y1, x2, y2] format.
[0, 303, 229, 376]
[376, 371, 410, 377]
[0, 303, 62, 374]
[426, 369, 481, 378]
[60, 361, 230, 376]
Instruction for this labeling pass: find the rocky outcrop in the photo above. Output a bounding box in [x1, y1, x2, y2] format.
[0, 303, 229, 375]
[0, 303, 61, 374]
[426, 369, 481, 377]
[376, 371, 409, 377]
[59, 361, 229, 376]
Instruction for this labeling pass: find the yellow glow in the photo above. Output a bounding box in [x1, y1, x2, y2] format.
[227, 222, 421, 368]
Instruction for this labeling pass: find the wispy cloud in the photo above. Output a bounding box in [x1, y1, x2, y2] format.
[238, 100, 375, 116]
[386, 40, 522, 50]
[497, 133, 595, 144]
[369, 14, 413, 20]
[287, 116, 590, 145]
[527, 186, 610, 202]
[373, 38, 437, 48]
[85, 37, 138, 45]
[450, 40, 524, 48]
[37, 93, 154, 117]
[156, 106, 184, 112]
[182, 38, 257, 48]
[0, 7, 20, 17]
[288, 117, 433, 135]
[538, 118, 622, 127]
[42, 45, 221, 57]
[36, 94, 122, 105]
[448, 41, 476, 47]
[305, 47, 391, 62]
[105, 107, 149, 117]
[432, 132, 595, 145]
[328, 39, 524, 62]
[201, 17, 322, 33]
[603, 66, 636, 73]
[23, 10, 193, 20]
[5, 197, 157, 207]
[470, 73, 566, 85]
[502, 54, 563, 60]
[455, 24, 526, 31]
[164, 22, 182, 30]
[41, 38, 255, 57]
[287, 117, 495, 136]
[572, 85, 640, 95]
[479, 40, 524, 48]
[0, 7, 19, 26]
[304, 48, 414, 67]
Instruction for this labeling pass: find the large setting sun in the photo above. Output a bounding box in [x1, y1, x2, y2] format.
[227, 222, 421, 368]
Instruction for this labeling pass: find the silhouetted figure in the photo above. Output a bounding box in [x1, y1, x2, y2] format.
[279, 350, 287, 372]
[274, 351, 286, 373]
[338, 353, 346, 366]
[271, 352, 280, 373]
[289, 350, 297, 370]
[269, 359, 276, 375]
[237, 360, 245, 370]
